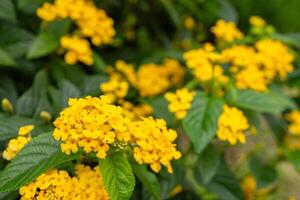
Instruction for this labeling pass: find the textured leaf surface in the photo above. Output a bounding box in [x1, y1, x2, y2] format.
[183, 92, 224, 153]
[131, 163, 160, 200]
[0, 133, 80, 192]
[99, 152, 135, 200]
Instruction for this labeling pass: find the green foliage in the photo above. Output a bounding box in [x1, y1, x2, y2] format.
[183, 92, 224, 153]
[0, 133, 81, 192]
[99, 152, 135, 200]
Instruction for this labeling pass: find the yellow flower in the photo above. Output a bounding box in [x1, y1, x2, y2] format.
[217, 105, 249, 145]
[255, 39, 294, 80]
[165, 88, 195, 119]
[249, 16, 266, 28]
[183, 44, 229, 84]
[241, 175, 257, 200]
[37, 0, 115, 46]
[100, 72, 129, 102]
[135, 59, 185, 97]
[2, 125, 34, 160]
[119, 100, 153, 120]
[19, 164, 109, 200]
[286, 111, 300, 136]
[1, 98, 13, 113]
[183, 16, 196, 30]
[53, 95, 131, 159]
[211, 19, 244, 42]
[60, 35, 93, 65]
[129, 117, 181, 173]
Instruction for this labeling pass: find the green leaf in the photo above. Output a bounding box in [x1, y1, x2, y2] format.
[0, 191, 19, 200]
[160, 0, 181, 28]
[206, 162, 243, 200]
[217, 0, 238, 22]
[80, 75, 107, 96]
[0, 75, 18, 106]
[183, 92, 224, 153]
[226, 89, 296, 115]
[131, 163, 160, 200]
[0, 0, 16, 22]
[93, 52, 108, 73]
[99, 152, 135, 200]
[27, 32, 59, 59]
[0, 47, 16, 67]
[0, 113, 35, 141]
[17, 0, 48, 14]
[196, 145, 220, 183]
[145, 96, 176, 127]
[60, 81, 81, 108]
[17, 70, 52, 117]
[0, 133, 81, 192]
[0, 21, 34, 59]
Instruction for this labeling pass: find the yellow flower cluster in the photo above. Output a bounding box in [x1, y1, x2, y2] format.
[37, 0, 115, 45]
[20, 164, 108, 200]
[60, 35, 93, 65]
[53, 96, 131, 159]
[219, 39, 294, 92]
[37, 0, 115, 65]
[183, 43, 229, 84]
[2, 125, 34, 161]
[119, 100, 153, 120]
[211, 19, 244, 42]
[129, 117, 181, 173]
[286, 111, 300, 136]
[53, 95, 180, 173]
[249, 16, 266, 28]
[217, 105, 249, 145]
[255, 39, 294, 80]
[135, 59, 185, 97]
[165, 88, 195, 119]
[100, 73, 129, 102]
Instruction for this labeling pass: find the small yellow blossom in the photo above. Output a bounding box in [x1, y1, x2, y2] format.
[40, 110, 52, 122]
[135, 59, 185, 97]
[211, 19, 244, 42]
[2, 125, 34, 160]
[255, 39, 294, 80]
[1, 98, 13, 113]
[119, 100, 153, 120]
[286, 111, 300, 136]
[19, 164, 109, 200]
[37, 0, 115, 46]
[241, 175, 257, 200]
[183, 16, 196, 30]
[53, 96, 131, 159]
[60, 35, 93, 65]
[100, 73, 129, 102]
[129, 117, 181, 173]
[249, 16, 266, 28]
[217, 105, 249, 145]
[165, 88, 195, 119]
[183, 44, 229, 83]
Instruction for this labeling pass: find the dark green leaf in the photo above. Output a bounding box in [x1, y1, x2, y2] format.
[207, 162, 243, 200]
[99, 152, 135, 200]
[183, 92, 224, 153]
[80, 75, 107, 96]
[217, 0, 238, 22]
[196, 145, 220, 183]
[0, 75, 18, 106]
[0, 133, 81, 192]
[17, 0, 48, 14]
[93, 52, 108, 73]
[27, 32, 59, 59]
[226, 89, 296, 115]
[0, 47, 16, 67]
[131, 163, 160, 200]
[0, 0, 16, 22]
[0, 191, 19, 200]
[60, 81, 81, 108]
